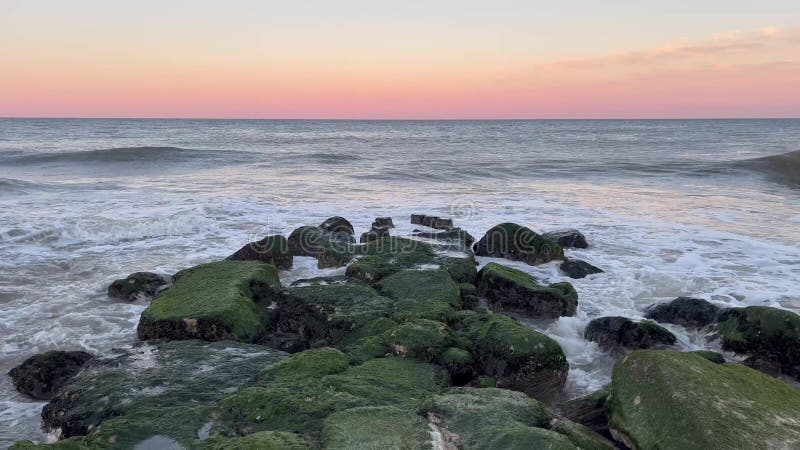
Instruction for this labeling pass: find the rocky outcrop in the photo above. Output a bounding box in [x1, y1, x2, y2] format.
[412, 227, 475, 248]
[410, 213, 453, 230]
[318, 216, 355, 237]
[543, 229, 589, 248]
[137, 260, 282, 342]
[107, 272, 168, 301]
[645, 296, 721, 327]
[477, 262, 578, 318]
[8, 351, 93, 400]
[560, 259, 603, 279]
[227, 235, 292, 270]
[359, 217, 395, 243]
[474, 223, 564, 265]
[607, 350, 800, 449]
[584, 316, 676, 351]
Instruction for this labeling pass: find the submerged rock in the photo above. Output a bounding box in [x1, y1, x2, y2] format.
[607, 350, 800, 449]
[107, 272, 168, 301]
[543, 229, 589, 249]
[8, 351, 93, 400]
[645, 296, 721, 327]
[474, 223, 564, 265]
[585, 316, 676, 351]
[477, 262, 578, 318]
[410, 214, 453, 230]
[714, 306, 800, 379]
[559, 259, 603, 279]
[227, 235, 292, 270]
[137, 260, 281, 342]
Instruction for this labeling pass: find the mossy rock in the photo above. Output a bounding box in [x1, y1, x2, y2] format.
[216, 356, 446, 436]
[8, 350, 93, 400]
[353, 319, 456, 362]
[690, 350, 726, 364]
[375, 269, 461, 322]
[412, 227, 475, 247]
[714, 306, 800, 379]
[9, 441, 87, 450]
[257, 347, 350, 385]
[585, 316, 676, 351]
[548, 418, 616, 450]
[322, 406, 430, 450]
[453, 311, 569, 401]
[227, 235, 292, 270]
[41, 340, 286, 439]
[608, 350, 800, 449]
[645, 297, 721, 327]
[477, 262, 577, 318]
[553, 389, 610, 438]
[287, 225, 355, 268]
[474, 223, 564, 265]
[200, 431, 310, 449]
[137, 261, 282, 342]
[107, 271, 167, 301]
[80, 405, 214, 449]
[440, 347, 476, 385]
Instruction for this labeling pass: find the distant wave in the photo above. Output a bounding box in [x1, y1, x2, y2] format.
[0, 177, 49, 194]
[0, 146, 255, 166]
[735, 150, 800, 185]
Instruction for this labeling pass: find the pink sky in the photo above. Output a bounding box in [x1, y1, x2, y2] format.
[1, 3, 799, 119]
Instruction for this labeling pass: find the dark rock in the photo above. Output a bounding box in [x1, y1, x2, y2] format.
[8, 351, 93, 400]
[373, 217, 394, 229]
[412, 227, 475, 248]
[107, 272, 168, 301]
[227, 235, 292, 270]
[560, 259, 604, 279]
[476, 262, 578, 318]
[645, 297, 721, 327]
[553, 389, 611, 440]
[410, 214, 453, 230]
[318, 216, 355, 236]
[360, 227, 390, 243]
[543, 229, 589, 249]
[473, 223, 564, 266]
[690, 350, 726, 364]
[458, 282, 478, 309]
[584, 316, 676, 351]
[287, 226, 354, 269]
[714, 306, 800, 379]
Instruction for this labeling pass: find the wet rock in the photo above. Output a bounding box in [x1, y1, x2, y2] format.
[352, 319, 455, 363]
[287, 226, 354, 268]
[137, 260, 282, 342]
[372, 217, 394, 229]
[691, 350, 726, 364]
[8, 351, 93, 400]
[559, 259, 603, 279]
[227, 235, 292, 270]
[452, 310, 569, 401]
[359, 217, 395, 243]
[200, 431, 310, 450]
[477, 262, 578, 318]
[584, 316, 676, 351]
[322, 406, 429, 450]
[410, 214, 453, 230]
[412, 227, 475, 248]
[474, 223, 564, 265]
[107, 272, 168, 301]
[645, 297, 721, 327]
[714, 306, 800, 379]
[458, 282, 478, 309]
[553, 389, 611, 439]
[543, 229, 589, 249]
[607, 350, 800, 449]
[375, 269, 461, 322]
[318, 216, 355, 237]
[439, 347, 476, 385]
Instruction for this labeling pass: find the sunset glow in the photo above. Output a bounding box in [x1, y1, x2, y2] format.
[2, 1, 799, 118]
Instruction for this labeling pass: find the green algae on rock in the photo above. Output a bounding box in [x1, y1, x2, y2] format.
[322, 406, 431, 450]
[608, 350, 800, 450]
[200, 431, 310, 449]
[137, 260, 281, 342]
[375, 269, 462, 322]
[474, 223, 564, 265]
[107, 271, 168, 301]
[476, 262, 578, 318]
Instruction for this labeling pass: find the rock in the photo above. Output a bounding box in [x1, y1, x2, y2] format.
[375, 269, 461, 322]
[359, 217, 396, 243]
[439, 347, 476, 385]
[553, 389, 611, 439]
[318, 216, 355, 237]
[41, 340, 286, 439]
[691, 350, 726, 364]
[227, 235, 292, 270]
[287, 226, 353, 263]
[8, 351, 93, 400]
[354, 319, 455, 363]
[322, 406, 430, 450]
[412, 227, 475, 247]
[373, 217, 394, 229]
[559, 259, 603, 279]
[585, 316, 676, 351]
[607, 350, 800, 449]
[458, 282, 478, 309]
[137, 260, 282, 342]
[645, 297, 721, 327]
[714, 306, 800, 379]
[107, 272, 167, 301]
[425, 387, 614, 450]
[476, 262, 578, 318]
[453, 311, 569, 401]
[200, 431, 310, 449]
[410, 214, 453, 230]
[542, 229, 589, 249]
[474, 223, 564, 265]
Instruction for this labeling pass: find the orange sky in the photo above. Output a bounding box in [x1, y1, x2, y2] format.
[1, 2, 799, 118]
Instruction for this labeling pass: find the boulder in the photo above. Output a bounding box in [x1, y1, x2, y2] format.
[691, 350, 726, 364]
[137, 260, 282, 342]
[354, 319, 455, 362]
[318, 216, 355, 236]
[375, 269, 461, 322]
[372, 217, 394, 229]
[8, 351, 93, 400]
[412, 227, 475, 248]
[359, 217, 395, 243]
[553, 389, 610, 439]
[410, 213, 453, 230]
[474, 223, 564, 265]
[559, 259, 603, 279]
[543, 229, 589, 249]
[477, 262, 578, 318]
[107, 272, 168, 301]
[322, 406, 430, 450]
[584, 316, 676, 351]
[286, 226, 353, 264]
[645, 297, 721, 327]
[200, 431, 310, 450]
[453, 311, 569, 401]
[714, 306, 800, 379]
[459, 282, 478, 309]
[227, 235, 292, 270]
[607, 350, 800, 449]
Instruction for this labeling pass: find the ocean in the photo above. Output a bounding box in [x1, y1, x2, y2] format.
[1, 118, 799, 447]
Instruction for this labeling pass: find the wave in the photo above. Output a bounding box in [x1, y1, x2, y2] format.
[735, 150, 800, 185]
[0, 146, 255, 166]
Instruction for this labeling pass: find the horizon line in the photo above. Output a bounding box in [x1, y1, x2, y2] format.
[2, 116, 800, 121]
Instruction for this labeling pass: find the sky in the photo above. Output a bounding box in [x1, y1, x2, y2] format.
[1, 1, 799, 119]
